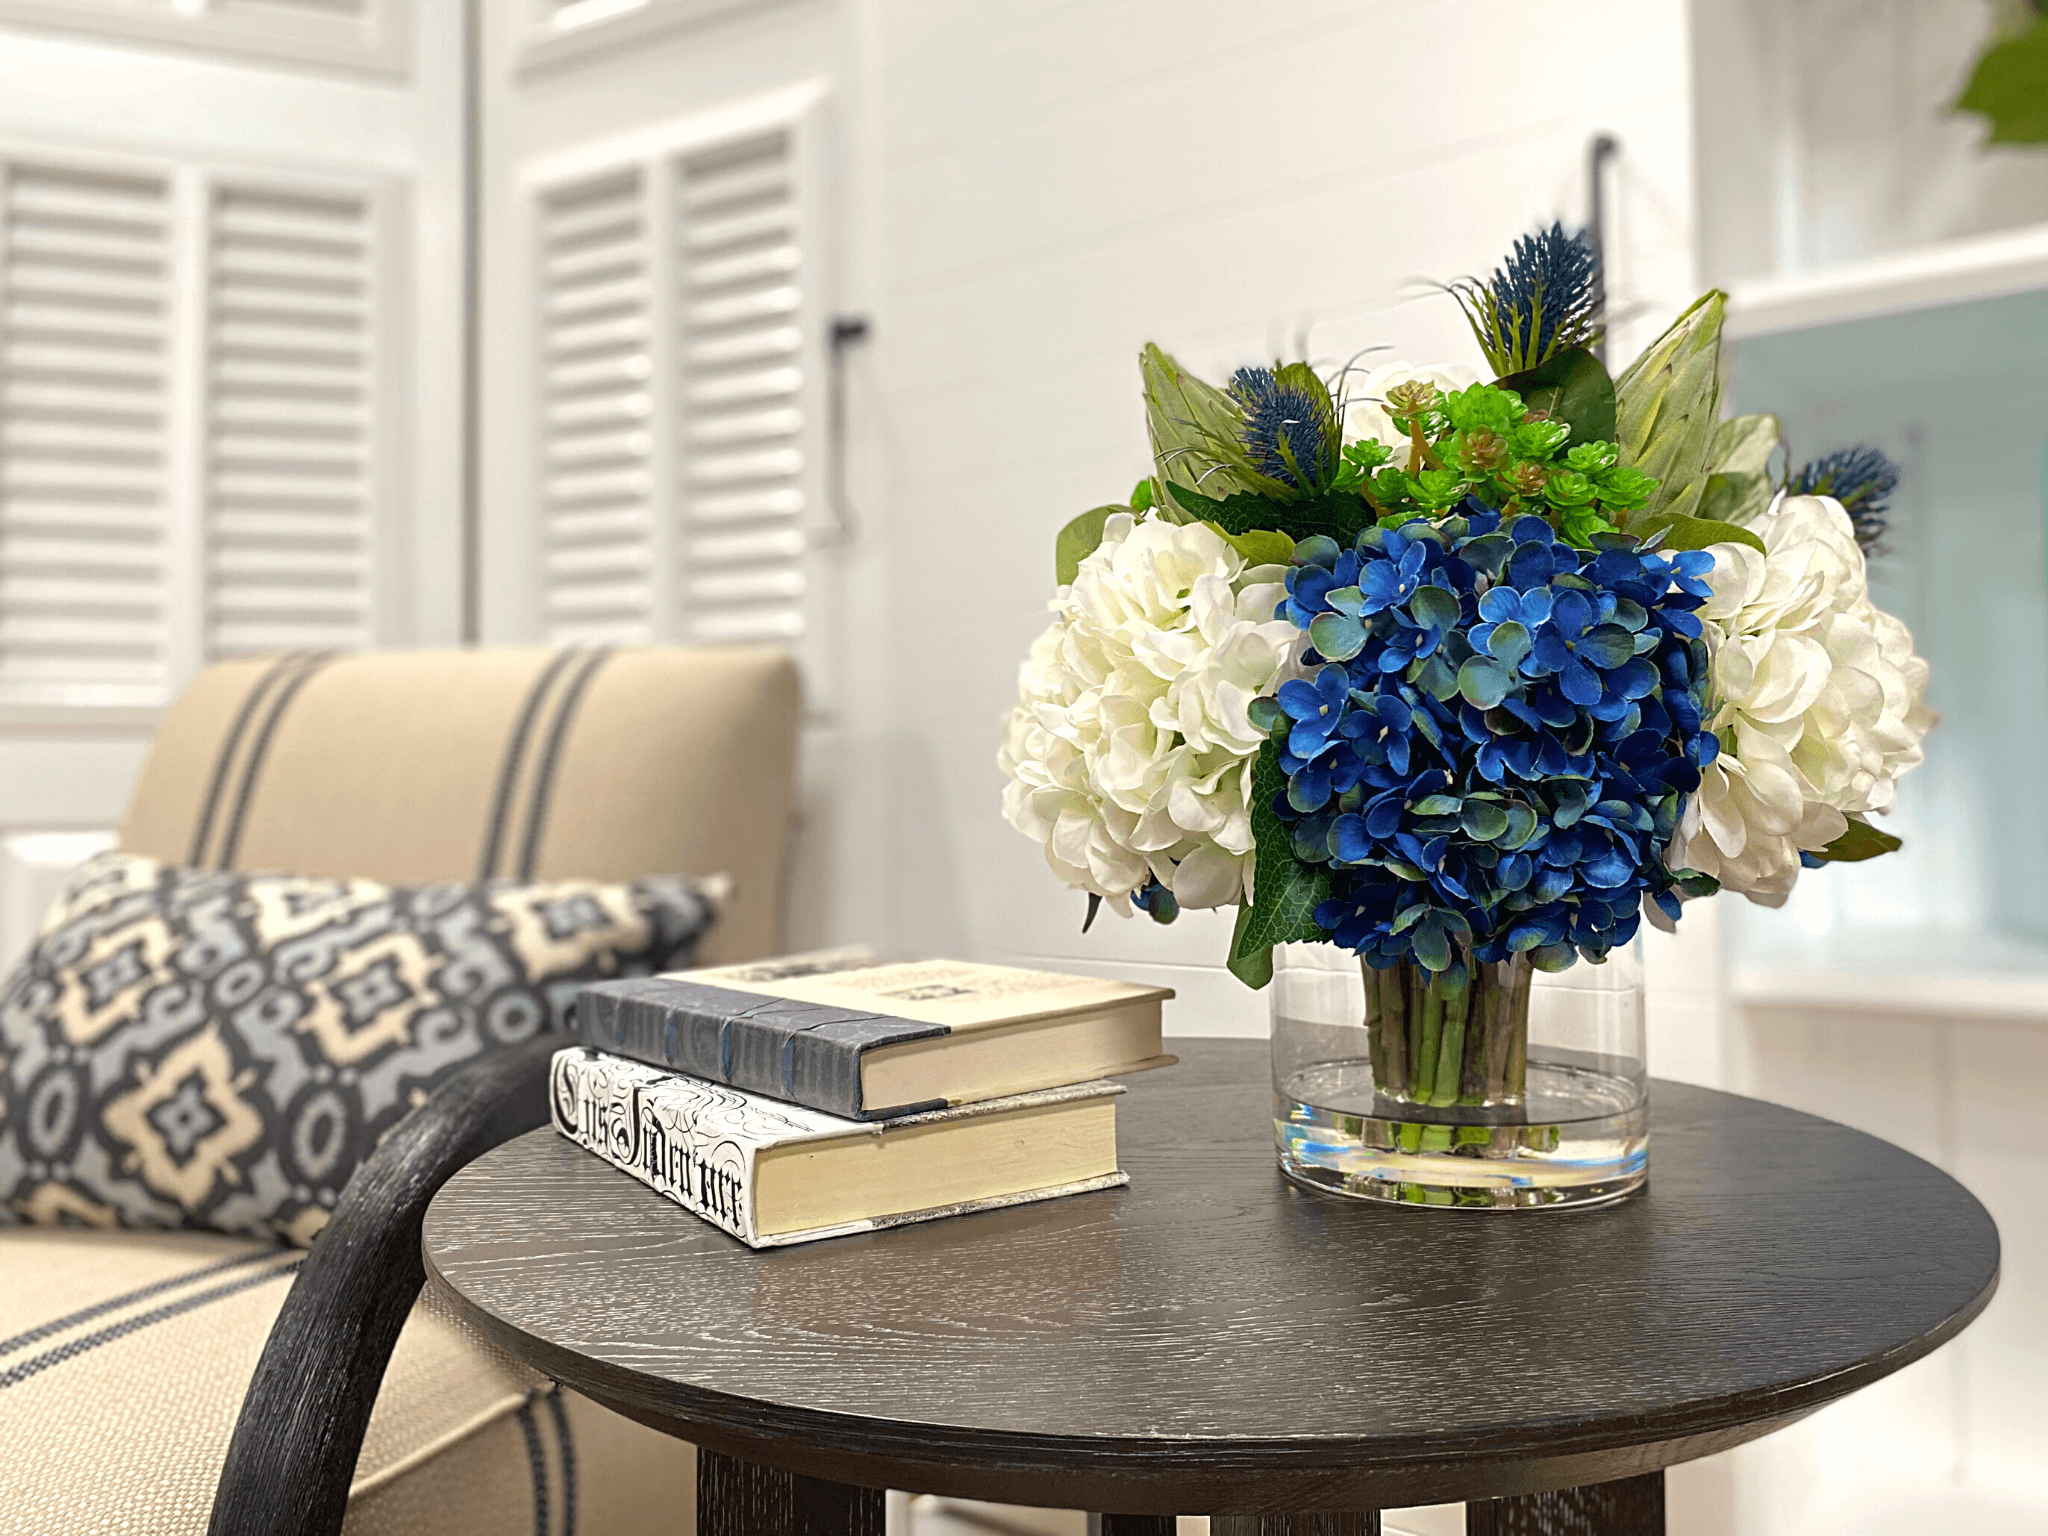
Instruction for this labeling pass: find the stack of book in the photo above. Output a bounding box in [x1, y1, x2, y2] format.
[550, 950, 1174, 1248]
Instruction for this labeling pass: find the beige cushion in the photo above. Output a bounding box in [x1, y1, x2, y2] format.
[0, 1228, 695, 1535]
[118, 646, 801, 964]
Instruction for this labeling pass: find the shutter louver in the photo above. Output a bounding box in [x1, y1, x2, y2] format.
[0, 160, 173, 704]
[674, 130, 806, 645]
[203, 181, 376, 658]
[538, 167, 656, 644]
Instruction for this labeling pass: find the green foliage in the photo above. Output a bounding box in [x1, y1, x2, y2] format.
[1140, 345, 1296, 503]
[1954, 14, 2048, 144]
[1227, 737, 1333, 990]
[1613, 291, 1727, 528]
[1129, 477, 1157, 512]
[1163, 479, 1375, 548]
[1213, 525, 1295, 569]
[1496, 347, 1617, 448]
[1357, 380, 1644, 547]
[1632, 511, 1767, 556]
[1813, 816, 1904, 864]
[1054, 504, 1122, 585]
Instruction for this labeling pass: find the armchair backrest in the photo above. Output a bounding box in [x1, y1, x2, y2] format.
[117, 645, 801, 963]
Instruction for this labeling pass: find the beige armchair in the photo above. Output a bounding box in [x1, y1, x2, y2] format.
[0, 644, 801, 1536]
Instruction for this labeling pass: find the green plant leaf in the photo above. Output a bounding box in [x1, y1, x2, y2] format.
[1697, 471, 1774, 528]
[1141, 344, 1296, 503]
[1710, 413, 1780, 478]
[1812, 816, 1903, 864]
[1632, 511, 1766, 555]
[1613, 291, 1727, 529]
[1210, 524, 1295, 570]
[1953, 15, 2048, 145]
[1130, 477, 1157, 512]
[1495, 346, 1616, 448]
[1055, 504, 1123, 585]
[1226, 738, 1334, 990]
[1165, 480, 1374, 548]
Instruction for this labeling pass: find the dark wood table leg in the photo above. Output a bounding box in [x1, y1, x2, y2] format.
[1212, 1516, 1380, 1535]
[696, 1446, 884, 1536]
[1466, 1470, 1664, 1536]
[1087, 1518, 1176, 1535]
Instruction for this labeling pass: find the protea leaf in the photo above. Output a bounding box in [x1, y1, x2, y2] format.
[1140, 344, 1294, 503]
[1613, 290, 1727, 527]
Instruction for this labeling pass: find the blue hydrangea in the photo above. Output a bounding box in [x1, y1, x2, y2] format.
[1270, 505, 1717, 974]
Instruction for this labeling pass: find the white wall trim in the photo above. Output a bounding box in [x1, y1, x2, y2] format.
[1726, 221, 2048, 340]
[514, 76, 829, 194]
[1734, 966, 2048, 1025]
[0, 0, 409, 81]
[514, 0, 794, 81]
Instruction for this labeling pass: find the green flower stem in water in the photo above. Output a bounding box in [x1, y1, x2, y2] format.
[1364, 953, 1534, 1109]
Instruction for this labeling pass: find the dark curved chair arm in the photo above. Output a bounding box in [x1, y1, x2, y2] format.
[207, 1036, 560, 1536]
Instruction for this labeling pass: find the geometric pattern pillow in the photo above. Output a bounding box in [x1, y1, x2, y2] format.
[0, 851, 723, 1246]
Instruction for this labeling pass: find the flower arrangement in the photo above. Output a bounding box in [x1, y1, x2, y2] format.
[1000, 225, 1933, 1104]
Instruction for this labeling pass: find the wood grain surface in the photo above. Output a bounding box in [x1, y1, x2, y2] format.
[420, 1040, 1998, 1516]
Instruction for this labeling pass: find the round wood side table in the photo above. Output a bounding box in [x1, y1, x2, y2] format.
[421, 1039, 1998, 1536]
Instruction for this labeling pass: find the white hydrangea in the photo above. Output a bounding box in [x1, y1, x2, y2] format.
[1671, 494, 1934, 906]
[999, 513, 1304, 912]
[1346, 359, 1481, 459]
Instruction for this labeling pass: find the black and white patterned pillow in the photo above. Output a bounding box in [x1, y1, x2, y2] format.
[0, 851, 722, 1245]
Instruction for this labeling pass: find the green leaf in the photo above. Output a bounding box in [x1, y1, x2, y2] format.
[1055, 504, 1122, 585]
[1226, 904, 1275, 989]
[1613, 291, 1727, 529]
[1226, 739, 1335, 990]
[1710, 413, 1780, 478]
[1495, 346, 1617, 449]
[1633, 512, 1767, 555]
[1460, 801, 1510, 842]
[1209, 524, 1295, 570]
[1813, 816, 1903, 864]
[1141, 344, 1292, 503]
[1697, 471, 1774, 528]
[1164, 480, 1374, 548]
[1953, 16, 2048, 145]
[1130, 477, 1157, 512]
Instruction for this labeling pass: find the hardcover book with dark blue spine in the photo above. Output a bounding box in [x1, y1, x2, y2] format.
[574, 950, 1173, 1120]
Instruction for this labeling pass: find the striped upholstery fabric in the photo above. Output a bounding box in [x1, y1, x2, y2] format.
[0, 646, 791, 1532]
[118, 645, 802, 964]
[0, 1228, 695, 1535]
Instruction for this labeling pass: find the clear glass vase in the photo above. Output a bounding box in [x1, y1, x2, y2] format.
[1270, 940, 1648, 1209]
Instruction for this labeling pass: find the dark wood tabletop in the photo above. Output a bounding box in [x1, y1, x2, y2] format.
[421, 1038, 1998, 1535]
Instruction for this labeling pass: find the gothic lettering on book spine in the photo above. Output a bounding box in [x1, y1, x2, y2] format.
[549, 1049, 784, 1242]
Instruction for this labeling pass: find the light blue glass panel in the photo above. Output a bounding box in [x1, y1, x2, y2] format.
[1725, 289, 2048, 972]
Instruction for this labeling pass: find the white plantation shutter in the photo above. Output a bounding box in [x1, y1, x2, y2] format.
[0, 142, 400, 706]
[527, 89, 829, 661]
[674, 130, 808, 646]
[0, 159, 176, 704]
[537, 167, 656, 644]
[204, 181, 377, 656]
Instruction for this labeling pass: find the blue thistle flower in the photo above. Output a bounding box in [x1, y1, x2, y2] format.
[1229, 365, 1333, 490]
[1452, 223, 1603, 375]
[1788, 446, 1899, 553]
